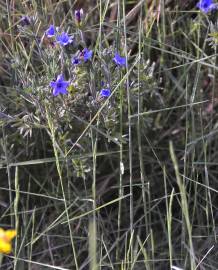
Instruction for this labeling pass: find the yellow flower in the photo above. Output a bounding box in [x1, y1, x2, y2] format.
[0, 228, 16, 254]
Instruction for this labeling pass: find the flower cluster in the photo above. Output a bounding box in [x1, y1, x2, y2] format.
[46, 9, 127, 99]
[0, 228, 16, 254]
[45, 25, 73, 46]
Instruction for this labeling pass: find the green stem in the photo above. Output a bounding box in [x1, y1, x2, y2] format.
[0, 253, 4, 267]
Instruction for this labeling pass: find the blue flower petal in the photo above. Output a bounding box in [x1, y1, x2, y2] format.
[61, 81, 70, 88]
[113, 53, 126, 66]
[56, 74, 64, 81]
[100, 88, 111, 97]
[59, 87, 68, 95]
[196, 0, 217, 13]
[53, 87, 59, 96]
[50, 74, 69, 96]
[56, 32, 73, 46]
[46, 25, 56, 37]
[49, 81, 56, 88]
[83, 48, 93, 62]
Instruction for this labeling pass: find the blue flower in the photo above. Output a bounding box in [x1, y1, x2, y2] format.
[196, 0, 217, 13]
[45, 25, 56, 38]
[100, 88, 111, 98]
[83, 48, 93, 62]
[71, 57, 81, 65]
[75, 9, 84, 24]
[56, 32, 73, 46]
[49, 74, 69, 96]
[113, 53, 126, 66]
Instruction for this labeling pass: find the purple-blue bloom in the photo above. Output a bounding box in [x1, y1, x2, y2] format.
[49, 74, 69, 96]
[56, 32, 73, 46]
[113, 53, 126, 66]
[71, 57, 81, 65]
[45, 25, 56, 38]
[75, 9, 84, 24]
[196, 0, 217, 13]
[83, 48, 93, 62]
[100, 88, 111, 98]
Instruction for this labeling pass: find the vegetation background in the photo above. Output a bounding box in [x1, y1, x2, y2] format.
[0, 0, 218, 269]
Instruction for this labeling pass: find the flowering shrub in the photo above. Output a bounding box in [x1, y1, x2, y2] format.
[8, 8, 141, 180]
